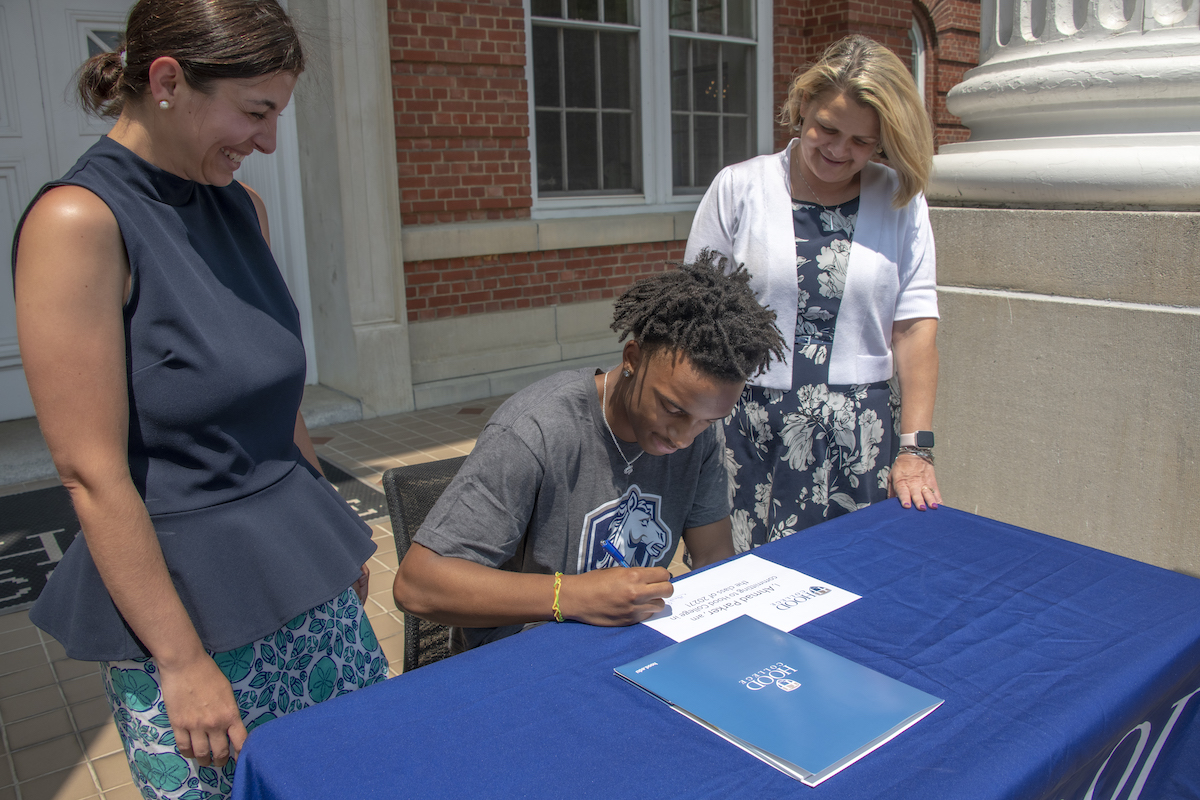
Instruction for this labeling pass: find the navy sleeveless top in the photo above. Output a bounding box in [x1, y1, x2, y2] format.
[14, 137, 376, 661]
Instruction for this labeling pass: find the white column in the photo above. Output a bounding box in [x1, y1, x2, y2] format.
[291, 0, 415, 415]
[928, 0, 1200, 206]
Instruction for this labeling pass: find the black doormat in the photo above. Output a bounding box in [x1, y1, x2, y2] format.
[316, 457, 389, 524]
[0, 484, 79, 616]
[0, 460, 386, 616]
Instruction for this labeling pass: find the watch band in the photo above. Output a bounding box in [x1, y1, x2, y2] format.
[900, 431, 935, 449]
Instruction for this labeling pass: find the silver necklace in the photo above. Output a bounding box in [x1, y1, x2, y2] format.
[794, 159, 828, 207]
[602, 370, 643, 475]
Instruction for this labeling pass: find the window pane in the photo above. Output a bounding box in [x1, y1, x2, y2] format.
[672, 113, 691, 187]
[536, 111, 564, 192]
[693, 40, 719, 113]
[567, 0, 599, 21]
[604, 0, 631, 24]
[86, 29, 122, 58]
[723, 115, 748, 165]
[531, 0, 562, 17]
[532, 26, 561, 107]
[602, 113, 634, 190]
[694, 115, 720, 188]
[669, 0, 693, 30]
[93, 29, 122, 49]
[723, 42, 750, 114]
[668, 30, 756, 193]
[670, 38, 689, 112]
[562, 29, 597, 109]
[565, 112, 599, 190]
[697, 0, 722, 33]
[727, 0, 752, 37]
[599, 32, 633, 109]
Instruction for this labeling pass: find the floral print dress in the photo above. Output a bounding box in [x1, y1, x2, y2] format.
[101, 588, 388, 800]
[724, 197, 900, 551]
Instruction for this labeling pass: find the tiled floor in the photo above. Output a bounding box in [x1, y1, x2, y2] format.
[0, 397, 509, 800]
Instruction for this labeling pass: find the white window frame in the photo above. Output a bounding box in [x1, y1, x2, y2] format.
[524, 0, 774, 219]
[910, 18, 927, 102]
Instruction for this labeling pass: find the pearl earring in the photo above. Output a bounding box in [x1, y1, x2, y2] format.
[159, 100, 170, 110]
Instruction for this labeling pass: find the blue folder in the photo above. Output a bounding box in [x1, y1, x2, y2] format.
[616, 615, 943, 786]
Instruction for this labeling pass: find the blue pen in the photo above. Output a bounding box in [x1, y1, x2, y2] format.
[602, 540, 631, 567]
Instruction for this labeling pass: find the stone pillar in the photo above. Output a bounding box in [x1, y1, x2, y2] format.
[290, 0, 415, 416]
[922, 0, 1200, 576]
[928, 0, 1200, 205]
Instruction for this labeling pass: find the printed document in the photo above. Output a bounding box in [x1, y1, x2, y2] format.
[644, 554, 859, 642]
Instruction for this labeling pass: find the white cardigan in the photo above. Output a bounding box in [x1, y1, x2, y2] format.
[685, 140, 938, 390]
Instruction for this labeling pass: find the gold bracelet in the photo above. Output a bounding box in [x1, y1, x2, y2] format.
[552, 572, 564, 622]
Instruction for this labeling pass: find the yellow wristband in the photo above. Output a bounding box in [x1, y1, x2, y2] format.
[552, 572, 564, 623]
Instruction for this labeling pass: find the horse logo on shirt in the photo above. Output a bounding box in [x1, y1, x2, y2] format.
[578, 484, 673, 572]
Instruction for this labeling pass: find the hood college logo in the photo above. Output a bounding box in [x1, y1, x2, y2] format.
[578, 484, 672, 572]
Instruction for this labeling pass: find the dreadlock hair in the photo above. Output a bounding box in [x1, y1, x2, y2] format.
[611, 250, 786, 383]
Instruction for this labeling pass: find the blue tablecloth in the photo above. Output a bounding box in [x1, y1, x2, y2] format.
[232, 501, 1200, 799]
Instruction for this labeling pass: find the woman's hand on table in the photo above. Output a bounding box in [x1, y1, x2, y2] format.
[888, 453, 941, 511]
[560, 567, 674, 626]
[159, 653, 247, 768]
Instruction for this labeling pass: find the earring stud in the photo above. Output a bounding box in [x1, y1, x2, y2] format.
[622, 369, 631, 378]
[159, 100, 170, 110]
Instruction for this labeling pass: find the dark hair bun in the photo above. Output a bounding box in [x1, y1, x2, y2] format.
[77, 50, 125, 116]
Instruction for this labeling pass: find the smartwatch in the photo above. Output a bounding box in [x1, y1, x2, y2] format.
[899, 431, 935, 448]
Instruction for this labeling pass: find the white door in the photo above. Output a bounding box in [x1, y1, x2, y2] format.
[0, 0, 54, 421]
[0, 0, 316, 423]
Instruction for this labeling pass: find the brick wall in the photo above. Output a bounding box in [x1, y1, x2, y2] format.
[772, 0, 979, 152]
[404, 242, 685, 323]
[389, 0, 532, 225]
[391, 0, 978, 323]
[924, 0, 980, 146]
[773, 0, 915, 152]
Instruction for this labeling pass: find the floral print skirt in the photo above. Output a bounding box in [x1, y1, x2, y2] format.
[101, 587, 388, 800]
[724, 352, 900, 551]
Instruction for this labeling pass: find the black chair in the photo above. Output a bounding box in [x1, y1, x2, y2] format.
[381, 456, 468, 673]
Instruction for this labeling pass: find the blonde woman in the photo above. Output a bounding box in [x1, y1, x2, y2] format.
[685, 35, 941, 550]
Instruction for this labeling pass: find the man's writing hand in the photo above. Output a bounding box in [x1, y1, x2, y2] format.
[558, 567, 673, 626]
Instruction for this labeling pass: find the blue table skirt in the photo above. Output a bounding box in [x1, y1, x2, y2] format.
[233, 501, 1200, 799]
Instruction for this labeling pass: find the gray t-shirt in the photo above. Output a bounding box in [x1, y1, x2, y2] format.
[414, 367, 730, 651]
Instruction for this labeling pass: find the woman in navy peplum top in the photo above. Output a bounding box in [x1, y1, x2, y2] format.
[12, 2, 386, 797]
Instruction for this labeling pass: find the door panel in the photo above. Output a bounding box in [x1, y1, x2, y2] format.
[0, 0, 53, 420]
[0, 0, 316, 422]
[34, 1, 127, 177]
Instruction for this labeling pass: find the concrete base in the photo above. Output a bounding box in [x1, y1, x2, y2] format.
[0, 416, 54, 485]
[409, 300, 620, 384]
[0, 366, 35, 424]
[408, 299, 623, 408]
[300, 384, 363, 428]
[413, 349, 623, 410]
[929, 207, 1200, 577]
[931, 208, 1200, 307]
